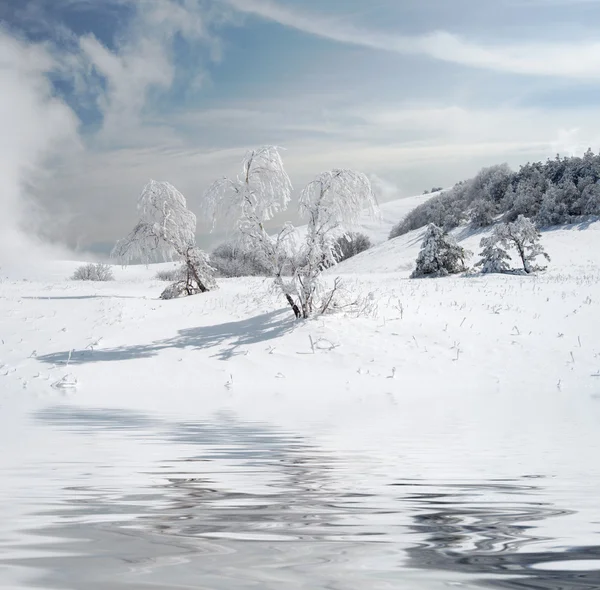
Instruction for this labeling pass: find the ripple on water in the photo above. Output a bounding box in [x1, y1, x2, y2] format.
[0, 406, 598, 589]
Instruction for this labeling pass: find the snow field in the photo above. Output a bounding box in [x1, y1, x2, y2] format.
[1, 219, 600, 414]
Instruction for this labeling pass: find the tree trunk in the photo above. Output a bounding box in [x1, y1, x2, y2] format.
[185, 252, 209, 292]
[285, 294, 301, 319]
[274, 273, 301, 319]
[515, 243, 529, 273]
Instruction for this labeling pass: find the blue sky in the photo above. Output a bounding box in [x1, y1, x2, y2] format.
[2, 0, 600, 253]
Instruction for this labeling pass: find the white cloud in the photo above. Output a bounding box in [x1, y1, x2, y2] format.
[222, 0, 600, 79]
[79, 32, 173, 138]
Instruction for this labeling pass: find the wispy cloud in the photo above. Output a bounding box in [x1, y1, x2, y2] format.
[66, 0, 222, 142]
[222, 0, 600, 79]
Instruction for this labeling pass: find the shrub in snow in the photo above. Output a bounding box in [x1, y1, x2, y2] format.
[154, 266, 186, 281]
[210, 242, 272, 278]
[204, 147, 378, 319]
[334, 232, 372, 263]
[159, 281, 189, 300]
[71, 263, 114, 281]
[411, 223, 470, 278]
[112, 180, 215, 298]
[157, 247, 215, 300]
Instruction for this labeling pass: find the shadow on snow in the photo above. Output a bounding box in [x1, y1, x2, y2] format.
[36, 309, 296, 364]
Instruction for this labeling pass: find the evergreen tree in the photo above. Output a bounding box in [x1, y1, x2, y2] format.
[411, 224, 470, 278]
[476, 234, 511, 274]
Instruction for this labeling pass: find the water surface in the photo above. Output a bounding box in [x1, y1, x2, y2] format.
[1, 405, 599, 589]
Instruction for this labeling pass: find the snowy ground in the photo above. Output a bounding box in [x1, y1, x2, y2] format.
[2, 216, 600, 479]
[2, 217, 600, 410]
[2, 208, 600, 588]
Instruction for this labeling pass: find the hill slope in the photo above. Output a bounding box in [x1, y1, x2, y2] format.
[287, 191, 437, 248]
[335, 218, 600, 276]
[358, 192, 438, 244]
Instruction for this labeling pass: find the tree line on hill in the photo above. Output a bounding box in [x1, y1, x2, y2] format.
[390, 149, 600, 239]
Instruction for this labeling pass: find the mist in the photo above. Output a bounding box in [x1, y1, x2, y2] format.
[0, 31, 79, 269]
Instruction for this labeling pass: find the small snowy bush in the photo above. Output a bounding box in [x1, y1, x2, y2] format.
[411, 224, 470, 278]
[210, 242, 271, 278]
[155, 266, 186, 281]
[71, 263, 114, 282]
[334, 232, 372, 263]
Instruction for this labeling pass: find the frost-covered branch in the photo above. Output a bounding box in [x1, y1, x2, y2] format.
[203, 146, 298, 313]
[203, 146, 292, 237]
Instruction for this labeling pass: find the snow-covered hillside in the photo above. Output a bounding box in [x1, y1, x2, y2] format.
[288, 191, 436, 247]
[358, 191, 437, 244]
[1, 215, 600, 410]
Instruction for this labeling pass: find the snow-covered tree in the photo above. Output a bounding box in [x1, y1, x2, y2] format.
[204, 149, 378, 319]
[580, 180, 600, 214]
[476, 234, 511, 274]
[536, 181, 571, 226]
[290, 169, 378, 318]
[203, 145, 292, 254]
[112, 180, 216, 299]
[497, 215, 550, 273]
[476, 216, 549, 274]
[411, 223, 470, 278]
[470, 198, 496, 227]
[203, 146, 298, 311]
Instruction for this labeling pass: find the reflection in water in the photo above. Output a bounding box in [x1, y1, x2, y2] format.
[0, 406, 598, 589]
[403, 484, 600, 589]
